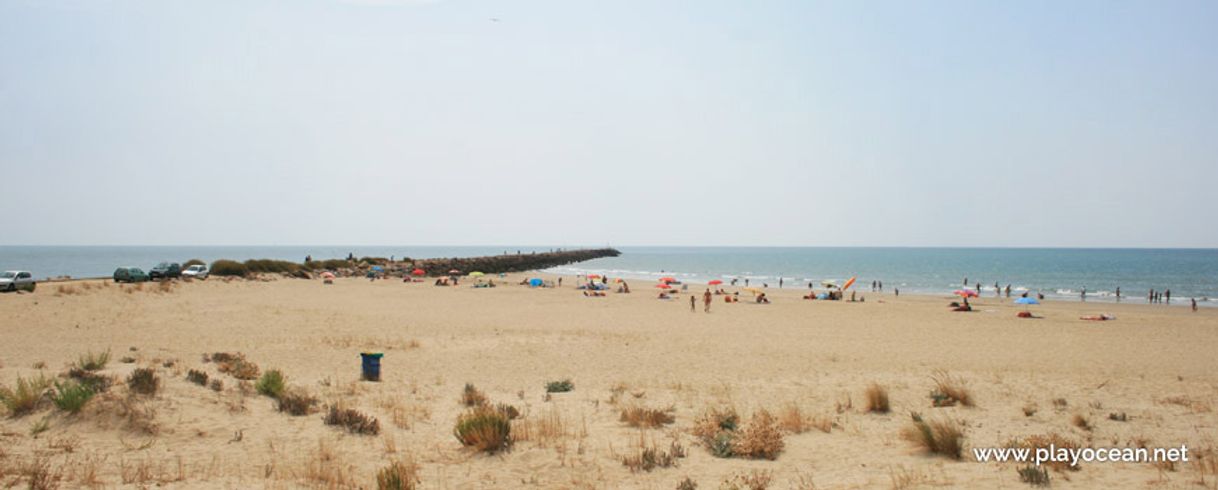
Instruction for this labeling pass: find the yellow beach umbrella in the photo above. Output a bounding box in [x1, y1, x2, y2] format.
[468, 271, 485, 277]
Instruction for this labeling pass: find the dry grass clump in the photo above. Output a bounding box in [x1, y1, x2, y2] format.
[902, 412, 965, 459]
[126, 368, 159, 395]
[676, 477, 698, 490]
[376, 458, 420, 490]
[212, 352, 260, 380]
[776, 403, 815, 434]
[460, 383, 487, 407]
[324, 405, 380, 435]
[76, 350, 111, 371]
[1007, 433, 1082, 471]
[622, 438, 686, 472]
[495, 403, 520, 420]
[732, 410, 785, 460]
[186, 369, 208, 386]
[277, 388, 319, 416]
[1, 374, 53, 417]
[255, 370, 286, 398]
[865, 383, 891, 413]
[929, 370, 973, 407]
[721, 470, 774, 490]
[454, 406, 512, 453]
[20, 455, 63, 490]
[620, 405, 676, 428]
[1018, 464, 1051, 486]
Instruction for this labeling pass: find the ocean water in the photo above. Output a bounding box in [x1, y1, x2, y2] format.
[1, 246, 1215, 305]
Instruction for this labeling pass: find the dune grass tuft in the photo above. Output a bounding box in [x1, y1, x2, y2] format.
[126, 368, 159, 396]
[51, 380, 95, 413]
[453, 406, 512, 453]
[545, 379, 574, 393]
[1, 374, 53, 417]
[277, 388, 319, 416]
[620, 406, 676, 428]
[186, 369, 209, 386]
[865, 383, 891, 413]
[902, 412, 965, 459]
[622, 439, 686, 472]
[1018, 464, 1050, 486]
[460, 383, 487, 407]
[376, 459, 420, 490]
[76, 350, 111, 372]
[929, 370, 973, 407]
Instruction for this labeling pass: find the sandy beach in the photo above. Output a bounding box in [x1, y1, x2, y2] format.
[1, 275, 1216, 489]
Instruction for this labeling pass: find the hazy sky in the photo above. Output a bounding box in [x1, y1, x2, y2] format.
[2, 0, 1215, 247]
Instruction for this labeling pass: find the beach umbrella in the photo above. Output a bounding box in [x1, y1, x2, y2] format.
[841, 276, 857, 291]
[708, 279, 723, 285]
[1014, 297, 1039, 305]
[614, 278, 624, 283]
[655, 283, 672, 289]
[371, 266, 384, 272]
[954, 289, 978, 298]
[659, 277, 677, 283]
[587, 274, 601, 279]
[528, 278, 543, 287]
[468, 271, 485, 277]
[411, 268, 425, 276]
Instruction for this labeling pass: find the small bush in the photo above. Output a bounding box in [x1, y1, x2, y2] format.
[453, 406, 511, 452]
[183, 258, 206, 267]
[256, 370, 287, 399]
[209, 379, 224, 392]
[187, 369, 209, 386]
[692, 406, 739, 442]
[209, 260, 249, 277]
[903, 413, 965, 459]
[1072, 413, 1092, 431]
[277, 388, 319, 416]
[76, 350, 111, 371]
[732, 410, 784, 460]
[1018, 464, 1050, 486]
[929, 370, 973, 407]
[545, 379, 574, 393]
[214, 353, 260, 380]
[620, 406, 676, 428]
[865, 383, 890, 413]
[127, 368, 159, 396]
[1, 375, 52, 417]
[51, 380, 95, 413]
[243, 259, 303, 275]
[325, 405, 380, 435]
[460, 383, 487, 407]
[710, 431, 736, 458]
[376, 459, 420, 490]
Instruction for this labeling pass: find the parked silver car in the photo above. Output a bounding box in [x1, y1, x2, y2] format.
[0, 271, 36, 292]
[182, 264, 209, 279]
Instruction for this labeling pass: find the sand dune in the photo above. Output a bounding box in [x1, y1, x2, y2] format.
[1, 275, 1216, 488]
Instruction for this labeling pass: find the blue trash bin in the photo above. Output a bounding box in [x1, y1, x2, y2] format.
[360, 352, 383, 381]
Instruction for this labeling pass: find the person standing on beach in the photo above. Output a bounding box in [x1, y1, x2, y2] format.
[894, 288, 899, 297]
[703, 289, 712, 313]
[963, 277, 968, 286]
[1149, 289, 1154, 303]
[872, 280, 877, 292]
[1192, 298, 1198, 311]
[1166, 289, 1171, 303]
[745, 278, 749, 287]
[1005, 284, 1011, 297]
[1116, 287, 1121, 301]
[879, 281, 883, 292]
[558, 277, 562, 287]
[1081, 287, 1087, 301]
[779, 277, 784, 288]
[690, 295, 696, 312]
[995, 282, 1000, 297]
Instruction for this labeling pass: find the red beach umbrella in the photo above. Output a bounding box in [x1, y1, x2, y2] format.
[659, 277, 677, 283]
[587, 274, 601, 279]
[411, 268, 425, 276]
[655, 283, 672, 289]
[708, 279, 723, 285]
[954, 289, 978, 298]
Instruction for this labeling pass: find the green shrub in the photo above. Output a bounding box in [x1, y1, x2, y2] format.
[243, 259, 302, 275]
[1018, 464, 1050, 486]
[210, 260, 248, 277]
[545, 379, 574, 393]
[255, 370, 286, 398]
[305, 259, 351, 271]
[324, 405, 380, 435]
[903, 412, 965, 459]
[453, 406, 511, 453]
[127, 368, 159, 395]
[0, 374, 52, 417]
[51, 380, 95, 413]
[76, 349, 111, 371]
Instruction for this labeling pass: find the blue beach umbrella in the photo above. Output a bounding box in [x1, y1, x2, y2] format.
[1014, 297, 1039, 305]
[528, 278, 543, 287]
[371, 266, 384, 272]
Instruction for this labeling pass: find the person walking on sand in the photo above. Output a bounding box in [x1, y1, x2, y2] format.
[703, 289, 712, 313]
[690, 295, 696, 312]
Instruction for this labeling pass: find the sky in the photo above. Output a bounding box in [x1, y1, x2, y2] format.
[1, 0, 1216, 248]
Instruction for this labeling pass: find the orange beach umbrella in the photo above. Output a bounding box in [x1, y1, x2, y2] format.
[841, 276, 857, 291]
[659, 277, 677, 283]
[655, 283, 673, 289]
[708, 279, 723, 285]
